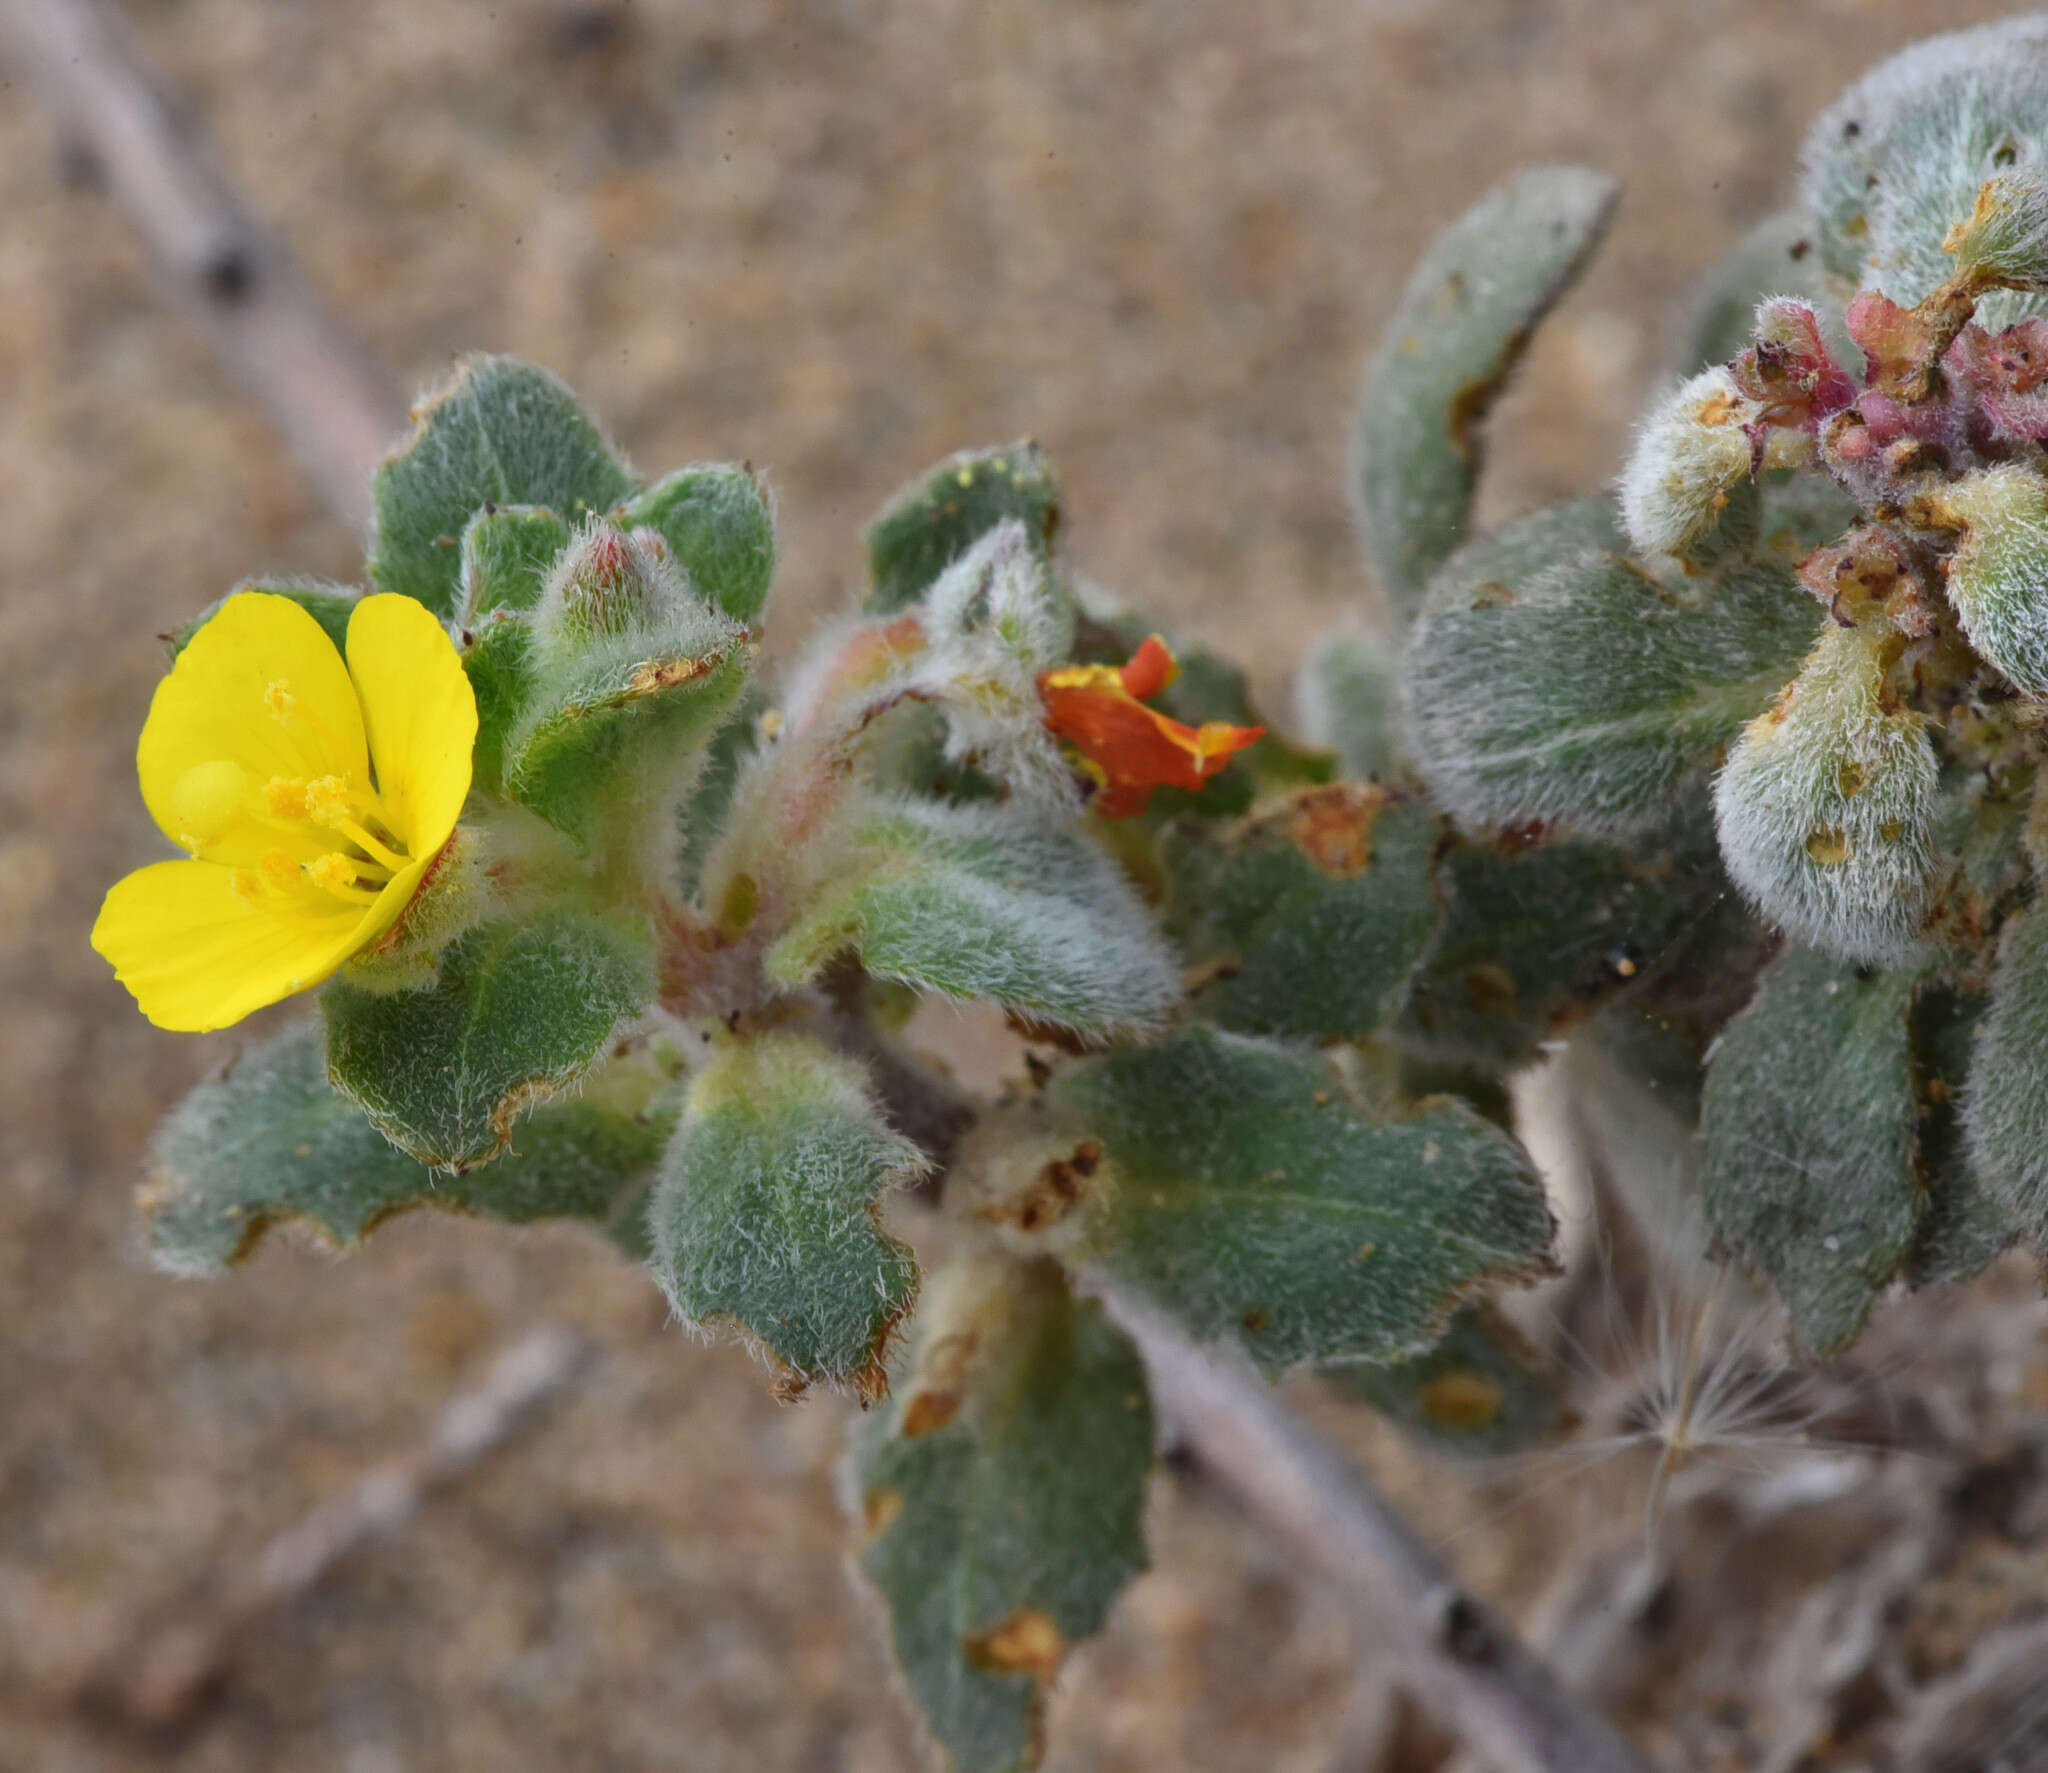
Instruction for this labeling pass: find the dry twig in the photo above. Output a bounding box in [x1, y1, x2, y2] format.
[100, 1326, 588, 1730]
[1096, 1280, 1654, 1773]
[0, 0, 402, 527]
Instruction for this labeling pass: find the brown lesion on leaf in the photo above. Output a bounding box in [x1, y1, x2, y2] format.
[964, 1607, 1067, 1681]
[1282, 782, 1388, 877]
[1417, 1368, 1506, 1430]
[1469, 579, 1514, 609]
[627, 651, 724, 697]
[900, 1389, 960, 1437]
[1445, 323, 1531, 464]
[861, 1485, 903, 1538]
[1241, 1307, 1271, 1334]
[1463, 962, 1519, 1012]
[984, 1140, 1103, 1235]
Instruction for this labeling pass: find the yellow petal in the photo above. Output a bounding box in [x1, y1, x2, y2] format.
[91, 859, 374, 1032]
[346, 595, 477, 855]
[139, 594, 368, 862]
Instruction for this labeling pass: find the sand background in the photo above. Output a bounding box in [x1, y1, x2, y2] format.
[0, 3, 2027, 1768]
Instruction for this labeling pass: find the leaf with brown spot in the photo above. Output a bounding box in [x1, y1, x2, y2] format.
[1160, 785, 1442, 1042]
[1328, 1304, 1567, 1458]
[650, 1034, 924, 1399]
[1353, 167, 1619, 615]
[851, 1257, 1150, 1773]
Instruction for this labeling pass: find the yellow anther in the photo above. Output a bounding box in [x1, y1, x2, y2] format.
[305, 852, 379, 903]
[264, 776, 310, 821]
[263, 680, 297, 720]
[168, 759, 253, 853]
[261, 848, 301, 887]
[229, 868, 266, 907]
[304, 774, 355, 826]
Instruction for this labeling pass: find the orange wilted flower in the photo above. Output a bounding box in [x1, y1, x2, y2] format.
[1037, 634, 1264, 817]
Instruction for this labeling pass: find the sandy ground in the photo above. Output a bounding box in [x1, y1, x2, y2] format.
[0, 3, 2034, 1769]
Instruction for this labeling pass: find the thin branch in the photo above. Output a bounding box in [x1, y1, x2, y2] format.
[1092, 1279, 1654, 1773]
[0, 0, 403, 528]
[91, 1326, 589, 1732]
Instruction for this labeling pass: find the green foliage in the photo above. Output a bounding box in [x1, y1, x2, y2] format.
[1328, 1304, 1567, 1458]
[1294, 625, 1399, 781]
[1964, 902, 2048, 1249]
[651, 1035, 923, 1399]
[1041, 1027, 1554, 1373]
[1162, 785, 1440, 1042]
[866, 443, 1061, 615]
[460, 504, 572, 619]
[504, 588, 752, 849]
[1394, 812, 1723, 1071]
[1403, 499, 1823, 841]
[766, 797, 1180, 1037]
[147, 1021, 668, 1275]
[1934, 466, 2048, 699]
[1801, 15, 2048, 329]
[621, 463, 776, 623]
[1907, 985, 2018, 1287]
[1713, 624, 1939, 967]
[325, 909, 654, 1171]
[370, 356, 635, 619]
[1353, 166, 1618, 616]
[1702, 946, 1926, 1356]
[460, 610, 537, 797]
[851, 1257, 1151, 1773]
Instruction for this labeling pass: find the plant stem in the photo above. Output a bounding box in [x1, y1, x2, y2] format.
[1093, 1278, 1655, 1773]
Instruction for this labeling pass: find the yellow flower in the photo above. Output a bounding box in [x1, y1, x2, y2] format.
[93, 592, 477, 1031]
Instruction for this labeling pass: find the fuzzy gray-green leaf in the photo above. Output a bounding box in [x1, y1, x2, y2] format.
[866, 443, 1061, 615]
[1294, 624, 1400, 781]
[324, 910, 654, 1171]
[147, 1021, 669, 1275]
[851, 1257, 1150, 1773]
[1702, 945, 1926, 1356]
[1162, 785, 1441, 1042]
[1051, 1027, 1554, 1373]
[651, 1036, 923, 1399]
[371, 356, 635, 619]
[766, 798, 1180, 1037]
[1403, 499, 1822, 841]
[1354, 166, 1618, 616]
[460, 504, 572, 619]
[621, 463, 776, 623]
[1908, 984, 2017, 1288]
[1393, 810, 1724, 1071]
[1964, 902, 2048, 1250]
[461, 610, 537, 797]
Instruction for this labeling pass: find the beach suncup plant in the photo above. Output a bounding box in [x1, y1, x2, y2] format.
[96, 19, 2048, 1768]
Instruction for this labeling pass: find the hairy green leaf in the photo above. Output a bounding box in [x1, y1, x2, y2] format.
[1041, 1027, 1554, 1372]
[1964, 902, 2048, 1250]
[1702, 945, 1926, 1355]
[866, 443, 1060, 616]
[1327, 1304, 1567, 1459]
[1394, 811, 1724, 1071]
[1354, 166, 1618, 616]
[651, 1036, 923, 1399]
[146, 1021, 669, 1275]
[1404, 500, 1822, 841]
[460, 504, 572, 619]
[1907, 985, 2017, 1287]
[851, 1257, 1150, 1773]
[371, 356, 635, 618]
[621, 463, 776, 623]
[461, 610, 537, 797]
[766, 798, 1180, 1037]
[325, 910, 654, 1171]
[1162, 785, 1441, 1042]
[1294, 624, 1400, 781]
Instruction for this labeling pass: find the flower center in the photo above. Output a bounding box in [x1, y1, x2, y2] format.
[172, 672, 416, 913]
